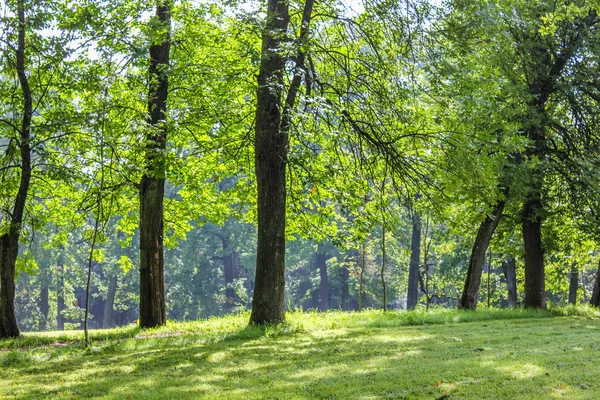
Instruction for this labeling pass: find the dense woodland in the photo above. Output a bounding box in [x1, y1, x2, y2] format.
[1, 0, 600, 337]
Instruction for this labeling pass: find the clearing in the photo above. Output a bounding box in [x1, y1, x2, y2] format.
[1, 308, 599, 399]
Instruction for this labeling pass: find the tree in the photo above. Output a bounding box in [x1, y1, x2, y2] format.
[406, 212, 421, 310]
[250, 0, 315, 324]
[0, 0, 32, 338]
[139, 0, 171, 328]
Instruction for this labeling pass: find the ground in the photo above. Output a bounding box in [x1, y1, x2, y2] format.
[1, 308, 599, 399]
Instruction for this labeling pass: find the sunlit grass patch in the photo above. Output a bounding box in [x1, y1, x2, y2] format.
[1, 307, 599, 399]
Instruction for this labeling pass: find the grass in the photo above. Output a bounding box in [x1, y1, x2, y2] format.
[1, 307, 600, 399]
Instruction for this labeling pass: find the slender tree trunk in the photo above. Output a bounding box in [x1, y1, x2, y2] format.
[40, 277, 49, 331]
[459, 199, 506, 310]
[423, 217, 431, 311]
[139, 2, 171, 328]
[250, 0, 315, 324]
[359, 242, 366, 311]
[502, 255, 518, 307]
[316, 251, 328, 311]
[57, 264, 65, 331]
[221, 235, 237, 311]
[590, 260, 600, 307]
[407, 212, 421, 310]
[522, 194, 545, 309]
[568, 263, 578, 306]
[103, 275, 118, 328]
[381, 223, 387, 311]
[0, 0, 32, 339]
[340, 262, 349, 311]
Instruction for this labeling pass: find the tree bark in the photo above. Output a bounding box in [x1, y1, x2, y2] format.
[522, 195, 545, 308]
[340, 262, 349, 311]
[381, 223, 387, 311]
[139, 2, 171, 329]
[590, 260, 600, 307]
[407, 213, 421, 310]
[459, 199, 506, 310]
[250, 0, 315, 324]
[359, 242, 366, 311]
[316, 251, 328, 311]
[221, 235, 237, 311]
[103, 274, 118, 328]
[57, 264, 65, 331]
[0, 0, 32, 339]
[40, 276, 49, 331]
[568, 263, 578, 306]
[502, 255, 517, 307]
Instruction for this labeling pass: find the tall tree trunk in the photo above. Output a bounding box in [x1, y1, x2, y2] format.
[221, 235, 237, 311]
[459, 199, 506, 310]
[590, 260, 600, 307]
[522, 194, 545, 309]
[139, 2, 171, 328]
[340, 262, 349, 311]
[0, 0, 32, 339]
[316, 251, 328, 311]
[39, 276, 49, 331]
[381, 223, 387, 311]
[359, 242, 366, 311]
[407, 212, 421, 310]
[568, 263, 578, 306]
[250, 0, 314, 324]
[103, 275, 118, 328]
[502, 255, 517, 307]
[57, 264, 65, 331]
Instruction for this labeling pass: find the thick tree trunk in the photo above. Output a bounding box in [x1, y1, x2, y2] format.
[459, 200, 506, 310]
[407, 213, 421, 310]
[590, 260, 600, 307]
[0, 238, 20, 337]
[103, 275, 118, 328]
[568, 263, 578, 306]
[0, 0, 32, 339]
[221, 235, 237, 311]
[502, 255, 518, 307]
[57, 264, 65, 331]
[139, 2, 171, 329]
[250, 0, 314, 324]
[249, 0, 290, 325]
[316, 251, 328, 311]
[522, 195, 546, 309]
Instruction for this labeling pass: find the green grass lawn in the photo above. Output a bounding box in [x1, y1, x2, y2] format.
[2, 307, 600, 399]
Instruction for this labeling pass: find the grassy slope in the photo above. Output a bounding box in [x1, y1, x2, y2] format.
[1, 308, 599, 399]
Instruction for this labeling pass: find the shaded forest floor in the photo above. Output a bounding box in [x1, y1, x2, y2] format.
[1, 308, 600, 399]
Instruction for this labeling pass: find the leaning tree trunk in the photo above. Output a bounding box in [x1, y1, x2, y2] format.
[407, 213, 421, 310]
[502, 255, 518, 307]
[139, 2, 171, 328]
[459, 199, 506, 310]
[250, 0, 315, 324]
[590, 260, 600, 307]
[568, 263, 578, 306]
[316, 250, 329, 311]
[0, 0, 32, 339]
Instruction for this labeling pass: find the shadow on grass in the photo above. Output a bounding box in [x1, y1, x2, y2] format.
[3, 317, 600, 399]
